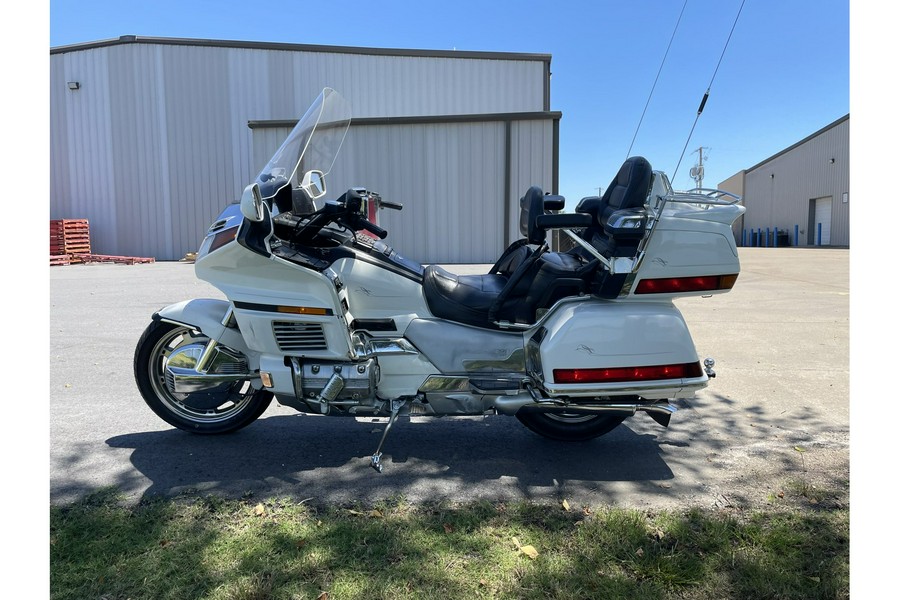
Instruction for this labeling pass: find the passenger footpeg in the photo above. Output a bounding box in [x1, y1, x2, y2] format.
[369, 400, 403, 473]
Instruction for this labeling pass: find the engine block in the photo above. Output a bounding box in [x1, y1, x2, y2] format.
[294, 358, 378, 401]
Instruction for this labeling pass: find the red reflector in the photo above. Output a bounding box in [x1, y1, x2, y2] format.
[635, 274, 738, 294]
[209, 227, 237, 253]
[554, 362, 703, 384]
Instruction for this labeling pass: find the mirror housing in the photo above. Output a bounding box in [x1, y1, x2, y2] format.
[240, 183, 264, 222]
[301, 170, 327, 200]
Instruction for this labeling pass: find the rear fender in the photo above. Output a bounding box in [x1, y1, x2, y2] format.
[153, 299, 252, 356]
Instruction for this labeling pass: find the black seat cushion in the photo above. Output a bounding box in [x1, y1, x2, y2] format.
[422, 265, 508, 329]
[422, 251, 596, 328]
[489, 240, 534, 276]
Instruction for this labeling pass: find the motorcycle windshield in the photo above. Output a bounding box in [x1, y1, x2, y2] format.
[255, 87, 351, 201]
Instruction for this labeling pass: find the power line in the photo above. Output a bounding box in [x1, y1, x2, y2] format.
[625, 0, 689, 159]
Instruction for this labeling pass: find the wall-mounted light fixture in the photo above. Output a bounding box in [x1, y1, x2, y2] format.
[67, 81, 81, 91]
[770, 173, 775, 179]
[829, 158, 835, 164]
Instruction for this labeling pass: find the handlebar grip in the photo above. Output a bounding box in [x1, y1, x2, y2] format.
[380, 199, 403, 211]
[360, 219, 388, 239]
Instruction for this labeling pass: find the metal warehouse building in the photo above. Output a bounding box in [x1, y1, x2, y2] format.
[50, 36, 559, 263]
[720, 114, 849, 247]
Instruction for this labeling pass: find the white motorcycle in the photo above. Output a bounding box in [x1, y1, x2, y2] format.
[134, 88, 745, 472]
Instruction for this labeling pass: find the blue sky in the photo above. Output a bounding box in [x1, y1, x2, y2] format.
[46, 0, 851, 203]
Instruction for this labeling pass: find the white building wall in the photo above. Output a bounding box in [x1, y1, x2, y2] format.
[50, 37, 552, 260]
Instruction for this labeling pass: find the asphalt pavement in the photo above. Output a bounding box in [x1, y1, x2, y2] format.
[49, 247, 849, 510]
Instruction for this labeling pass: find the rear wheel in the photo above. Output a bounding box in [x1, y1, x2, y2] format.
[133, 320, 272, 434]
[516, 410, 625, 441]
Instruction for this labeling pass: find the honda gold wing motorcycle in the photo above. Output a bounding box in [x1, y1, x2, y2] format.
[134, 88, 745, 472]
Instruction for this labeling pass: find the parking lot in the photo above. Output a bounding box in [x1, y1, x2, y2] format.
[49, 247, 849, 510]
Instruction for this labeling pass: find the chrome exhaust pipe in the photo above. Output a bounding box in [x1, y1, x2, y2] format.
[493, 394, 677, 426]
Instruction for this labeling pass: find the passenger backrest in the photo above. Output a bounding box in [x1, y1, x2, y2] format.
[518, 186, 548, 245]
[580, 156, 652, 226]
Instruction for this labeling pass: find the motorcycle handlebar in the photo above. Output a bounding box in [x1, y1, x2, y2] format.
[349, 214, 387, 239]
[361, 220, 388, 239]
[379, 199, 403, 211]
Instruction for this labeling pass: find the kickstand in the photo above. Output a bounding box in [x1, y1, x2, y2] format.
[370, 401, 402, 473]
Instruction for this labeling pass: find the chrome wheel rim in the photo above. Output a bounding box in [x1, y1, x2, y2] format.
[148, 326, 255, 424]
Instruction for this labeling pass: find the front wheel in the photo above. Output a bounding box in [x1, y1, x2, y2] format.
[134, 320, 272, 434]
[516, 409, 625, 441]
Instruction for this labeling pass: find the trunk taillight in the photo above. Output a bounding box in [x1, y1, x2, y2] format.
[553, 362, 703, 384]
[635, 274, 738, 294]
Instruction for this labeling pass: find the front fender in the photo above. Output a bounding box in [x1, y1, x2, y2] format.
[153, 299, 252, 357]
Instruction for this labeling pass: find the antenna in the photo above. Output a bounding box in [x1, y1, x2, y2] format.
[672, 0, 746, 185]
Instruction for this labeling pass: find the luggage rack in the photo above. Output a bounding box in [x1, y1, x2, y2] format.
[655, 187, 742, 208]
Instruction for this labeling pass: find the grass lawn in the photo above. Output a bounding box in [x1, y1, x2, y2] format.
[49, 488, 848, 600]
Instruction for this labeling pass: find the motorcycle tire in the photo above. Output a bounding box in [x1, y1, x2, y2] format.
[516, 409, 625, 441]
[133, 320, 273, 434]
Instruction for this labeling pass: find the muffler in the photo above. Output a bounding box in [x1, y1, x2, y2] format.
[493, 393, 677, 426]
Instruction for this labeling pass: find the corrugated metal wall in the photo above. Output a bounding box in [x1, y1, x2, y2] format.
[251, 117, 556, 264]
[740, 116, 849, 247]
[50, 38, 551, 261]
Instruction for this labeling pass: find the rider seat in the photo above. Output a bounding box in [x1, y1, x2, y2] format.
[422, 187, 594, 328]
[422, 158, 654, 328]
[422, 187, 549, 328]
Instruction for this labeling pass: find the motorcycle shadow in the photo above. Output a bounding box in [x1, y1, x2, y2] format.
[106, 412, 675, 503]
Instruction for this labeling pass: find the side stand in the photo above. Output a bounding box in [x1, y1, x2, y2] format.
[370, 401, 403, 473]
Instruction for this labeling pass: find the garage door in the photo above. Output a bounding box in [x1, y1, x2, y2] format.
[811, 196, 832, 245]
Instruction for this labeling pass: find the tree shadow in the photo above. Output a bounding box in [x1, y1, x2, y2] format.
[98, 413, 676, 505]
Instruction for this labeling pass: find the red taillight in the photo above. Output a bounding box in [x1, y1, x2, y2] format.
[635, 273, 738, 294]
[553, 362, 703, 384]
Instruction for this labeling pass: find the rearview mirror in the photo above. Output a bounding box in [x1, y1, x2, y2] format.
[301, 170, 327, 200]
[240, 183, 264, 222]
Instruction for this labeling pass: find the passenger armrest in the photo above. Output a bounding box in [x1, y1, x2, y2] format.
[535, 213, 593, 230]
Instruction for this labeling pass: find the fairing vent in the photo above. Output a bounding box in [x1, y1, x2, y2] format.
[273, 321, 328, 352]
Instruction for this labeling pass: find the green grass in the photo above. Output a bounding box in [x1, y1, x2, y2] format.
[50, 489, 848, 600]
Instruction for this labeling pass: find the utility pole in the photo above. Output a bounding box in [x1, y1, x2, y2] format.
[690, 146, 709, 189]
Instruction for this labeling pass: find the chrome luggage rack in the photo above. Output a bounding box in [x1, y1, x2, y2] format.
[653, 187, 742, 209]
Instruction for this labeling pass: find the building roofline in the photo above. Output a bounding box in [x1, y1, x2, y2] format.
[49, 34, 553, 63]
[746, 113, 850, 173]
[248, 111, 562, 130]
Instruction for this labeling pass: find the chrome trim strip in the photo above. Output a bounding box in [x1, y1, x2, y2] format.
[543, 376, 708, 397]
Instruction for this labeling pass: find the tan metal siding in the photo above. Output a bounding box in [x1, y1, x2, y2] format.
[741, 118, 849, 246]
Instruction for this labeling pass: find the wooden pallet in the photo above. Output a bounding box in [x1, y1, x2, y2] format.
[72, 254, 156, 265]
[49, 255, 71, 266]
[50, 219, 91, 256]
